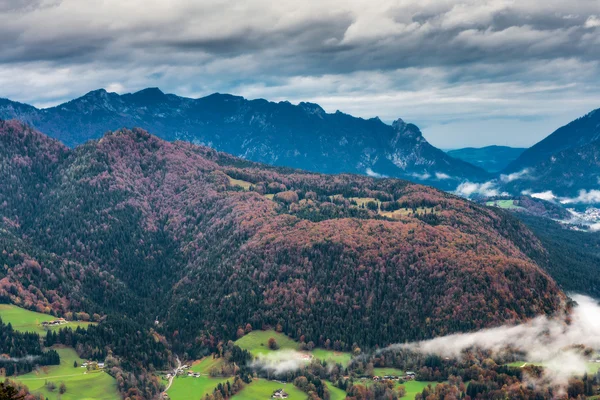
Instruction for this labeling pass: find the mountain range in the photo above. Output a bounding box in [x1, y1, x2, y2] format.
[3, 88, 600, 201]
[0, 88, 489, 191]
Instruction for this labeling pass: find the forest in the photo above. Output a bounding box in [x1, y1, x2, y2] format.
[0, 120, 569, 398]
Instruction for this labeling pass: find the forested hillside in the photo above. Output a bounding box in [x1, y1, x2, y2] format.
[0, 120, 566, 394]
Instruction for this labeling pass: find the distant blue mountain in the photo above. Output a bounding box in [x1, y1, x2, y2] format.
[500, 108, 600, 197]
[0, 88, 489, 190]
[505, 108, 600, 173]
[446, 146, 526, 173]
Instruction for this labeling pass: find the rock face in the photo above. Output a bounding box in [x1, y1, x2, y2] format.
[0, 120, 564, 350]
[0, 88, 489, 190]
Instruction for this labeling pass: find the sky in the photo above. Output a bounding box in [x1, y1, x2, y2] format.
[1, 0, 600, 148]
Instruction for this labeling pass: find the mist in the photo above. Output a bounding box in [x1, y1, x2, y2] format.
[249, 350, 312, 375]
[386, 294, 600, 387]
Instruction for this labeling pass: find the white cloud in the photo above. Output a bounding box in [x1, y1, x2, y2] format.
[530, 190, 557, 201]
[250, 350, 311, 374]
[435, 172, 451, 180]
[561, 189, 600, 204]
[410, 172, 432, 180]
[105, 82, 125, 93]
[585, 15, 600, 28]
[500, 168, 531, 183]
[387, 294, 600, 391]
[588, 223, 600, 232]
[455, 180, 503, 197]
[365, 168, 387, 178]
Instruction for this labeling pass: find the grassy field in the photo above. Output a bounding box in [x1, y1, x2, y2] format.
[401, 381, 439, 399]
[588, 362, 600, 374]
[190, 356, 225, 374]
[235, 331, 352, 367]
[235, 330, 300, 356]
[325, 381, 347, 400]
[231, 379, 307, 400]
[0, 304, 95, 335]
[12, 346, 119, 400]
[228, 176, 253, 190]
[485, 199, 522, 210]
[373, 367, 404, 377]
[168, 375, 232, 400]
[311, 349, 352, 367]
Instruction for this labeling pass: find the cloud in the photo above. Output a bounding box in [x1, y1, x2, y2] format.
[386, 294, 600, 390]
[500, 168, 531, 183]
[249, 350, 312, 375]
[435, 172, 452, 180]
[365, 168, 387, 178]
[561, 189, 600, 204]
[455, 180, 503, 197]
[410, 172, 432, 180]
[1, 1, 600, 147]
[522, 190, 600, 205]
[588, 223, 600, 232]
[585, 16, 600, 28]
[530, 190, 557, 201]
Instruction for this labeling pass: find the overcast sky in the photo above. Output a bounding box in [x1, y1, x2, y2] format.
[1, 0, 600, 148]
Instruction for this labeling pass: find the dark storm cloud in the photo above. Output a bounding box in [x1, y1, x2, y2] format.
[1, 0, 600, 147]
[1, 1, 599, 72]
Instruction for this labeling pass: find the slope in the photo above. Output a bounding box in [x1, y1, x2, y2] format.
[0, 120, 564, 357]
[505, 108, 600, 173]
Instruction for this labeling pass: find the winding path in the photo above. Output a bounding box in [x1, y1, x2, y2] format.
[162, 356, 181, 396]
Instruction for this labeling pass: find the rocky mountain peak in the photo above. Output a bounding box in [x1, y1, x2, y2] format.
[391, 117, 424, 144]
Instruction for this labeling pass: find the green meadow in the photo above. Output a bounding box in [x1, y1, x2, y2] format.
[12, 346, 119, 400]
[190, 356, 225, 374]
[0, 304, 95, 335]
[234, 330, 352, 367]
[325, 381, 347, 400]
[234, 330, 300, 356]
[401, 380, 440, 399]
[231, 379, 307, 400]
[311, 349, 352, 367]
[485, 199, 522, 210]
[372, 367, 404, 377]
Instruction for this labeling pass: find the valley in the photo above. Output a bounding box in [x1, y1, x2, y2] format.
[1, 120, 583, 399]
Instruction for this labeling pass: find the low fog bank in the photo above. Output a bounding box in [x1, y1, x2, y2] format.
[387, 294, 600, 387]
[250, 350, 312, 375]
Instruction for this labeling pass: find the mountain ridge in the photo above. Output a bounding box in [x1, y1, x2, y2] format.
[505, 108, 600, 173]
[0, 88, 490, 190]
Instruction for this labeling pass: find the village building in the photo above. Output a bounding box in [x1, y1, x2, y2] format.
[272, 389, 289, 399]
[41, 318, 68, 327]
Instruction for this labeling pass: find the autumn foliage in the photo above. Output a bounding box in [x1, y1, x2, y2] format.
[0, 120, 564, 356]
